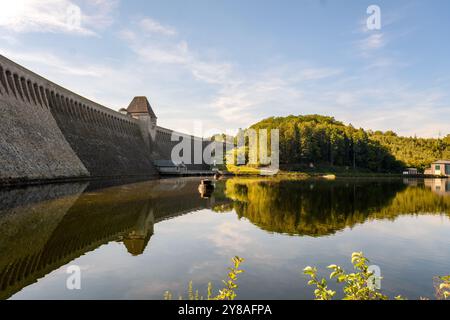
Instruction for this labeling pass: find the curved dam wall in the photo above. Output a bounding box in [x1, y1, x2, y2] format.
[0, 57, 89, 184]
[0, 55, 157, 185]
[46, 84, 156, 178]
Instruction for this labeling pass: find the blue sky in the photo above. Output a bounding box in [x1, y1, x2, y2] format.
[1, 0, 449, 137]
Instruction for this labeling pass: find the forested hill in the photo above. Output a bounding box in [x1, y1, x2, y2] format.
[249, 115, 450, 173]
[370, 131, 450, 171]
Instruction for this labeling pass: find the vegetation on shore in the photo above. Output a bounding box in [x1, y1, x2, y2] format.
[164, 254, 449, 300]
[225, 164, 403, 178]
[164, 257, 245, 300]
[304, 252, 395, 300]
[303, 252, 450, 300]
[217, 115, 450, 175]
[370, 131, 450, 172]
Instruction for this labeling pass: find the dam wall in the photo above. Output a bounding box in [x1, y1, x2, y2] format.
[46, 84, 157, 178]
[0, 54, 159, 185]
[155, 126, 213, 171]
[0, 56, 89, 185]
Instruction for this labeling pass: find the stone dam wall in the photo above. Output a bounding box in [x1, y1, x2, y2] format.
[0, 56, 90, 185]
[0, 54, 213, 186]
[155, 126, 214, 171]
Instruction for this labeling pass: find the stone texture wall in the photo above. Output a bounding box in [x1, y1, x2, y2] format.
[46, 88, 157, 178]
[0, 54, 157, 185]
[0, 59, 89, 185]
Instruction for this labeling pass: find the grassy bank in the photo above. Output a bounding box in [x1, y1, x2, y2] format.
[224, 164, 403, 178]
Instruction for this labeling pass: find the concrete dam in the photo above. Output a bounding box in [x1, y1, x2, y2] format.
[0, 54, 215, 186]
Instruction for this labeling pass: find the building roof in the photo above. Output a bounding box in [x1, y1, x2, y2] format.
[126, 96, 157, 118]
[433, 160, 450, 164]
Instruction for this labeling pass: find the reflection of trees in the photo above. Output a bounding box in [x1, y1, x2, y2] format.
[223, 178, 450, 237]
[375, 184, 450, 217]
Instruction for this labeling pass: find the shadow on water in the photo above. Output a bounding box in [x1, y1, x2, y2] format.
[0, 177, 449, 299]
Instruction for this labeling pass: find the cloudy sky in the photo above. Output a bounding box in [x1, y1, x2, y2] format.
[0, 0, 449, 137]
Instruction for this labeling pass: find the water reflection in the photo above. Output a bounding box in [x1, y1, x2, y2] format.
[424, 178, 450, 196]
[222, 178, 450, 236]
[0, 177, 449, 299]
[0, 178, 225, 299]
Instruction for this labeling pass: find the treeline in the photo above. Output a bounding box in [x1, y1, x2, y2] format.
[246, 115, 450, 173]
[370, 131, 450, 171]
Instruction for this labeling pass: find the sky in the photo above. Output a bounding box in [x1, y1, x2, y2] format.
[0, 0, 449, 138]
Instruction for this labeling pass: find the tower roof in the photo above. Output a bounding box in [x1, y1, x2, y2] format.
[127, 96, 157, 118]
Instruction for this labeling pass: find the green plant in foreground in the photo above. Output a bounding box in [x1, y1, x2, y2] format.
[435, 275, 450, 300]
[304, 252, 390, 300]
[164, 253, 448, 300]
[164, 256, 245, 300]
[304, 252, 450, 300]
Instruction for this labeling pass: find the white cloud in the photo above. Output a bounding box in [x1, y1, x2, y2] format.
[135, 42, 190, 65]
[306, 82, 450, 138]
[207, 221, 253, 254]
[121, 20, 234, 86]
[297, 67, 342, 81]
[139, 18, 177, 36]
[82, 0, 118, 29]
[117, 29, 136, 42]
[0, 47, 110, 77]
[117, 17, 344, 129]
[1, 11, 448, 138]
[0, 34, 20, 45]
[358, 33, 385, 52]
[212, 76, 304, 126]
[0, 0, 118, 36]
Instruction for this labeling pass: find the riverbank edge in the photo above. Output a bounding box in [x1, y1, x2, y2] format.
[223, 165, 449, 179]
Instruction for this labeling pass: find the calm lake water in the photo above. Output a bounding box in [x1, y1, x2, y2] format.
[1, 177, 449, 300]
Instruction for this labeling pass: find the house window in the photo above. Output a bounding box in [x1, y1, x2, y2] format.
[435, 164, 441, 171]
[446, 164, 450, 174]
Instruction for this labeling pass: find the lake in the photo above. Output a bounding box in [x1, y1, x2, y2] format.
[1, 177, 449, 300]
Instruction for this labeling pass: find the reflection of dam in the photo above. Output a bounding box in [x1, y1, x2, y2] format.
[0, 178, 226, 300]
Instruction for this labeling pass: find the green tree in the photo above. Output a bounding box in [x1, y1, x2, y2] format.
[220, 114, 449, 173]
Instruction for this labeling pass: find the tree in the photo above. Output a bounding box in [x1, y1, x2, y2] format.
[247, 114, 448, 173]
